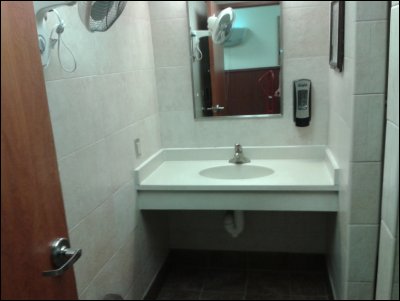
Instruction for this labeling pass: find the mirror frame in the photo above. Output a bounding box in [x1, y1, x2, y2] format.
[187, 1, 284, 120]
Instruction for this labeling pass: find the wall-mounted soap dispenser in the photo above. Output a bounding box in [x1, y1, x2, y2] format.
[293, 79, 311, 127]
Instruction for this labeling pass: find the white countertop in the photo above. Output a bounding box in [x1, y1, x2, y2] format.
[135, 146, 339, 191]
[138, 159, 337, 191]
[134, 146, 339, 211]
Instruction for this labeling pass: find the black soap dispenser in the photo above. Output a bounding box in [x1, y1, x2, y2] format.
[293, 79, 311, 127]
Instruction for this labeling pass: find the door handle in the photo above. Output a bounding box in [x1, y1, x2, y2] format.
[43, 238, 82, 277]
[205, 104, 225, 113]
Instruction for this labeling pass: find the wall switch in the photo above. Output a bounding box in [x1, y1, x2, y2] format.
[134, 138, 142, 157]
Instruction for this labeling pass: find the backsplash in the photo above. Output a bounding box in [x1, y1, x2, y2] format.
[150, 1, 330, 148]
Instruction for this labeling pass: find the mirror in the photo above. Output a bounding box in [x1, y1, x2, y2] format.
[188, 1, 282, 118]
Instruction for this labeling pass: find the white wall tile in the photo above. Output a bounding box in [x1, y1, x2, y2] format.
[151, 18, 191, 67]
[156, 66, 193, 112]
[121, 1, 150, 21]
[124, 70, 159, 124]
[393, 284, 400, 300]
[376, 222, 396, 299]
[344, 3, 357, 59]
[387, 6, 399, 126]
[282, 5, 329, 59]
[381, 122, 399, 234]
[350, 162, 382, 224]
[46, 78, 105, 158]
[44, 2, 167, 296]
[95, 19, 155, 74]
[327, 212, 350, 300]
[281, 1, 327, 9]
[160, 111, 197, 147]
[354, 21, 388, 94]
[329, 2, 390, 299]
[328, 112, 353, 173]
[149, 1, 187, 20]
[348, 225, 379, 282]
[112, 182, 139, 248]
[329, 58, 355, 128]
[96, 74, 130, 136]
[132, 115, 162, 167]
[79, 229, 140, 300]
[70, 198, 117, 294]
[347, 282, 375, 300]
[59, 140, 112, 229]
[393, 235, 399, 298]
[356, 1, 389, 21]
[352, 94, 385, 162]
[105, 127, 136, 193]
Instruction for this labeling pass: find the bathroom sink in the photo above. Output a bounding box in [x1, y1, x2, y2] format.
[199, 165, 274, 180]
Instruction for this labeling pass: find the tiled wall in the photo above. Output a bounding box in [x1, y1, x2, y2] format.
[42, 2, 168, 299]
[150, 1, 330, 148]
[327, 2, 388, 299]
[169, 211, 331, 254]
[376, 1, 399, 299]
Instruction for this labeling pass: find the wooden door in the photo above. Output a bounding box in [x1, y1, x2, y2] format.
[1, 2, 78, 299]
[207, 1, 227, 116]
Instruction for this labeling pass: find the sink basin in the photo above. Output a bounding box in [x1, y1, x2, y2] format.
[199, 165, 274, 180]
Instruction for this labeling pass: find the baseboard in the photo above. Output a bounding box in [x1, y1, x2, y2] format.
[326, 259, 338, 300]
[143, 254, 171, 300]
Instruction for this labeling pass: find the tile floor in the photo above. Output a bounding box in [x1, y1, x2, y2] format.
[152, 250, 333, 300]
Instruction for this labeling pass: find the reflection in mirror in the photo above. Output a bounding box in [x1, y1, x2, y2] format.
[188, 1, 282, 118]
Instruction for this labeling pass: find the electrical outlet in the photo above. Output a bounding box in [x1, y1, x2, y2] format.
[134, 138, 141, 157]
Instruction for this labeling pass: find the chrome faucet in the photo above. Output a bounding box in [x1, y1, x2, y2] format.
[229, 144, 250, 164]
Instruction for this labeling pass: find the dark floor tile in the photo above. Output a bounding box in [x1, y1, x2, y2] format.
[247, 271, 291, 296]
[203, 269, 247, 293]
[169, 249, 209, 268]
[247, 252, 289, 271]
[207, 251, 247, 270]
[156, 289, 200, 300]
[245, 293, 292, 300]
[287, 254, 326, 272]
[162, 266, 205, 292]
[200, 290, 245, 300]
[290, 272, 329, 296]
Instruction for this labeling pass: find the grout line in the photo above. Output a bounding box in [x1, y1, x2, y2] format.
[356, 19, 389, 23]
[156, 65, 190, 70]
[281, 4, 329, 9]
[350, 160, 382, 164]
[353, 93, 385, 96]
[78, 226, 137, 297]
[58, 113, 158, 162]
[387, 120, 399, 128]
[67, 176, 135, 233]
[45, 68, 156, 83]
[150, 16, 187, 22]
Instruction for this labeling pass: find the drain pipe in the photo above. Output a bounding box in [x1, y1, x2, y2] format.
[224, 210, 244, 238]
